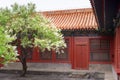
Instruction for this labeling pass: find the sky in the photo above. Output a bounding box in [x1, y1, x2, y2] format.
[0, 0, 91, 11]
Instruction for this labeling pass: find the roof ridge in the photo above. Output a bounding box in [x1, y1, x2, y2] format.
[42, 8, 93, 15]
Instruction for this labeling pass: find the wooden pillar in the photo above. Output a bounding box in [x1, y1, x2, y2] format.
[117, 27, 120, 68]
[115, 27, 120, 71]
[71, 36, 74, 69]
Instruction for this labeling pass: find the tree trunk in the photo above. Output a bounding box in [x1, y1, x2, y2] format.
[18, 47, 28, 77]
[21, 55, 27, 77]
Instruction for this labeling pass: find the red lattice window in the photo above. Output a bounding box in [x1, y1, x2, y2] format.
[90, 39, 110, 62]
[40, 49, 52, 60]
[56, 39, 69, 60]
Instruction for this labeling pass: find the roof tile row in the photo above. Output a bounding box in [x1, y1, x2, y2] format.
[42, 8, 98, 30]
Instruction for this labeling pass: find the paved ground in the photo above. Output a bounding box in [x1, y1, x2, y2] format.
[0, 62, 116, 80]
[0, 72, 94, 80]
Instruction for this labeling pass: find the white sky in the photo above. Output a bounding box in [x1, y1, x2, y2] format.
[0, 0, 91, 11]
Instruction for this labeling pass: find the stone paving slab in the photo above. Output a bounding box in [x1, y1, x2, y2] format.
[0, 72, 104, 80]
[0, 62, 116, 80]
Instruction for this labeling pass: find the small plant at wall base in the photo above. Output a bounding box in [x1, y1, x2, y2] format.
[0, 3, 66, 77]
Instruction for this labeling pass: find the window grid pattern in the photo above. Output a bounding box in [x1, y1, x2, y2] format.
[56, 39, 69, 60]
[90, 39, 110, 61]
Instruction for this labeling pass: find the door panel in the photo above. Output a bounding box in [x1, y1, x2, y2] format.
[75, 44, 88, 69]
[74, 37, 89, 69]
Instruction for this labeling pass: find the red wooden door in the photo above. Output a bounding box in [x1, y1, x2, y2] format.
[73, 37, 89, 69]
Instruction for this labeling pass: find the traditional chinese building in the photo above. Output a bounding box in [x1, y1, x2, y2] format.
[26, 8, 114, 70]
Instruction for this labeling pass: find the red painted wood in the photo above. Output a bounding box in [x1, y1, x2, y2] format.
[54, 37, 72, 62]
[76, 45, 88, 69]
[114, 27, 120, 74]
[71, 36, 74, 69]
[110, 38, 114, 63]
[114, 29, 117, 69]
[0, 58, 3, 67]
[117, 27, 120, 68]
[73, 37, 89, 69]
[0, 64, 3, 67]
[32, 47, 40, 62]
[89, 36, 113, 63]
[116, 28, 118, 68]
[17, 36, 114, 69]
[27, 37, 72, 63]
